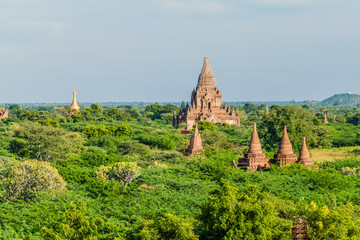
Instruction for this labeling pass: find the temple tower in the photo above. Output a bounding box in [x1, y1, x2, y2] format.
[174, 56, 240, 130]
[322, 113, 328, 124]
[297, 137, 314, 167]
[186, 124, 204, 155]
[70, 88, 80, 112]
[238, 123, 270, 170]
[272, 126, 298, 167]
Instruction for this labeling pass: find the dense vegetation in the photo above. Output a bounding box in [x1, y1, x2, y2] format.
[1, 102, 360, 239]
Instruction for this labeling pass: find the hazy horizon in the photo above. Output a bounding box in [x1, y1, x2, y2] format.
[1, 0, 359, 103]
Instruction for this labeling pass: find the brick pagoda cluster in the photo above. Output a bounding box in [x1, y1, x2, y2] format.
[173, 56, 240, 130]
[236, 124, 314, 170]
[0, 108, 9, 120]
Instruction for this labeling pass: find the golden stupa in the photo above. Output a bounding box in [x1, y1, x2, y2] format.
[70, 88, 80, 112]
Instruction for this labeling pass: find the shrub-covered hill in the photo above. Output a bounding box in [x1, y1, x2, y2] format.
[321, 93, 360, 106]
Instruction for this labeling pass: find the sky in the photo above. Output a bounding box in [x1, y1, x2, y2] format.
[1, 0, 359, 103]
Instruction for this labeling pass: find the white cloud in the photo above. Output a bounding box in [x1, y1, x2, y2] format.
[156, 0, 227, 13]
[5, 20, 64, 35]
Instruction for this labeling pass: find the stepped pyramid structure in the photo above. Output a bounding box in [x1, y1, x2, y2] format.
[322, 112, 328, 124]
[186, 124, 204, 155]
[173, 56, 240, 130]
[297, 137, 314, 167]
[238, 123, 270, 170]
[272, 126, 298, 167]
[70, 88, 80, 112]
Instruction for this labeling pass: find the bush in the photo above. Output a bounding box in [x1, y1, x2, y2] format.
[95, 162, 141, 186]
[82, 124, 133, 138]
[146, 151, 185, 164]
[197, 121, 216, 131]
[37, 118, 61, 128]
[10, 123, 83, 162]
[41, 201, 105, 239]
[117, 140, 150, 155]
[200, 184, 291, 239]
[129, 213, 198, 240]
[2, 159, 66, 200]
[137, 132, 181, 150]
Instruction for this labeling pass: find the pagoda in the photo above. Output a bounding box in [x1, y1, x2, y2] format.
[322, 113, 328, 124]
[297, 137, 314, 167]
[186, 124, 204, 155]
[70, 88, 80, 112]
[238, 123, 270, 170]
[264, 106, 269, 117]
[272, 126, 298, 167]
[173, 56, 240, 130]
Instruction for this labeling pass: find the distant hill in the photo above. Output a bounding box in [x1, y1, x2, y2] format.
[321, 93, 360, 106]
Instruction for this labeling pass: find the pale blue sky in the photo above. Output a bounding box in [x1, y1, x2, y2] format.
[1, 0, 359, 103]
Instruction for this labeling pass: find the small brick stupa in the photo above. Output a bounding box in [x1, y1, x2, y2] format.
[186, 124, 204, 155]
[70, 88, 80, 112]
[238, 123, 270, 170]
[272, 126, 298, 167]
[264, 106, 269, 117]
[0, 108, 9, 121]
[297, 137, 314, 167]
[322, 113, 328, 124]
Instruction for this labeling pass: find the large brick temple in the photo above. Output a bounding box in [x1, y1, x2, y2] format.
[173, 56, 240, 130]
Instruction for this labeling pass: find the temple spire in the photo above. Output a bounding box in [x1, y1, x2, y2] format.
[298, 137, 310, 161]
[278, 126, 294, 155]
[186, 123, 203, 155]
[248, 123, 263, 154]
[197, 56, 217, 89]
[238, 122, 270, 170]
[265, 106, 269, 116]
[70, 88, 80, 112]
[298, 137, 314, 167]
[323, 113, 328, 124]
